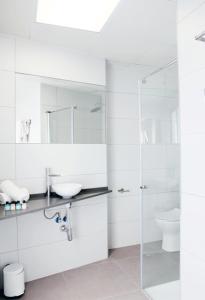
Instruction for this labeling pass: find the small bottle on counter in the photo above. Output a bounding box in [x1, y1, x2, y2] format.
[10, 202, 16, 211]
[16, 201, 22, 210]
[22, 201, 27, 210]
[4, 202, 11, 211]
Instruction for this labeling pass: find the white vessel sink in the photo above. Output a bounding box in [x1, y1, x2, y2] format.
[52, 183, 82, 199]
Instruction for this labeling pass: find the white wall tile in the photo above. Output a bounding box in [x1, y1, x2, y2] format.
[16, 144, 107, 179]
[181, 251, 205, 300]
[17, 211, 66, 249]
[16, 38, 106, 86]
[178, 0, 205, 22]
[108, 196, 140, 223]
[178, 1, 205, 298]
[142, 169, 169, 194]
[0, 35, 15, 71]
[181, 193, 205, 257]
[0, 107, 15, 143]
[165, 145, 180, 169]
[108, 221, 140, 249]
[181, 133, 205, 196]
[0, 70, 15, 107]
[0, 144, 15, 180]
[180, 69, 205, 134]
[141, 145, 166, 170]
[107, 92, 139, 119]
[19, 231, 107, 282]
[108, 145, 140, 171]
[157, 192, 180, 210]
[0, 0, 32, 37]
[107, 118, 139, 145]
[107, 62, 151, 94]
[71, 201, 107, 238]
[0, 218, 18, 253]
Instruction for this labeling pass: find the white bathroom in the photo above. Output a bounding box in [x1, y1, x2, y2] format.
[0, 0, 204, 299]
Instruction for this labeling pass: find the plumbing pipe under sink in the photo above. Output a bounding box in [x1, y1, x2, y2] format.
[61, 203, 73, 241]
[44, 202, 73, 242]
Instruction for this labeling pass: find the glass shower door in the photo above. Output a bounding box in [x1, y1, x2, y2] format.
[48, 107, 75, 144]
[139, 63, 180, 297]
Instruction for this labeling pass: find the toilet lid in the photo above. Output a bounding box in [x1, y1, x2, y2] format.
[156, 208, 180, 222]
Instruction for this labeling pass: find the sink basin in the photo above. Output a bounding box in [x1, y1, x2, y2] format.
[52, 183, 82, 199]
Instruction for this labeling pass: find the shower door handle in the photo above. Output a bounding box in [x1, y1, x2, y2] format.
[140, 185, 147, 190]
[118, 188, 130, 193]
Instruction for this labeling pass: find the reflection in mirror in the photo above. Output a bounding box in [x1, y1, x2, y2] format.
[16, 73, 106, 144]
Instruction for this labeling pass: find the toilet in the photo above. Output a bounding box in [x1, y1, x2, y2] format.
[156, 208, 180, 252]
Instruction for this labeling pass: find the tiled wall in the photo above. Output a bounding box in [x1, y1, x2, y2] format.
[178, 1, 205, 299]
[0, 34, 108, 286]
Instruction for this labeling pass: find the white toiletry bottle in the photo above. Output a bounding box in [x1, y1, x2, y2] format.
[22, 201, 27, 210]
[10, 202, 16, 211]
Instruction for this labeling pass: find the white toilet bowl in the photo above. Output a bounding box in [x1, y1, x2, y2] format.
[156, 208, 180, 252]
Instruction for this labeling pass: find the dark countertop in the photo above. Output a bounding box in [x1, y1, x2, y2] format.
[0, 187, 112, 221]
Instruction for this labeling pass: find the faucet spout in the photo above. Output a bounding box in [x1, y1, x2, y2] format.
[46, 168, 61, 201]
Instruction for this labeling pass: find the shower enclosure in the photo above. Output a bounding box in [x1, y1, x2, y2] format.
[139, 62, 180, 299]
[46, 106, 77, 144]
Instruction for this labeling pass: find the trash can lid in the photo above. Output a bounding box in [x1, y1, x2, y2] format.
[3, 263, 24, 275]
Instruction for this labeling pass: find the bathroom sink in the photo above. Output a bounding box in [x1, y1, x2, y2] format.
[52, 183, 82, 199]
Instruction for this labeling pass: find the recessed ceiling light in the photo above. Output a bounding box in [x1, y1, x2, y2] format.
[36, 0, 120, 32]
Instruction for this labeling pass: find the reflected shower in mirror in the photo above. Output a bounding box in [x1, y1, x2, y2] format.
[16, 73, 106, 144]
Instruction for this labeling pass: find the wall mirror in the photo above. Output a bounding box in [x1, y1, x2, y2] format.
[16, 73, 106, 144]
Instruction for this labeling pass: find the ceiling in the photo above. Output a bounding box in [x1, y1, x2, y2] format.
[0, 0, 177, 67]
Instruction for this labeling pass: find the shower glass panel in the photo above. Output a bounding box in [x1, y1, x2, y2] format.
[48, 107, 74, 144]
[139, 63, 180, 298]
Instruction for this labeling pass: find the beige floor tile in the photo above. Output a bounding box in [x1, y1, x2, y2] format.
[62, 260, 138, 300]
[112, 256, 141, 283]
[22, 273, 67, 300]
[104, 291, 148, 300]
[4, 246, 147, 300]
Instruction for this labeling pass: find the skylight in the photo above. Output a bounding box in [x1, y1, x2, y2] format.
[36, 0, 120, 32]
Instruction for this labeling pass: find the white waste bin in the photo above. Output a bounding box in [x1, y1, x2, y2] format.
[3, 263, 25, 298]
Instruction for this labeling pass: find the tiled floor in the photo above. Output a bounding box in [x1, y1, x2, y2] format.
[143, 242, 180, 288]
[2, 245, 147, 300]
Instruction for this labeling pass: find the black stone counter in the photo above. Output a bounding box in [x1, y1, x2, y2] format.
[0, 187, 112, 221]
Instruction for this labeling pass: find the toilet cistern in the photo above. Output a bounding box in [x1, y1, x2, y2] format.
[46, 168, 61, 202]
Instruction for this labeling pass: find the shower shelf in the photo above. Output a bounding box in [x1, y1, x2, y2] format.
[0, 187, 111, 221]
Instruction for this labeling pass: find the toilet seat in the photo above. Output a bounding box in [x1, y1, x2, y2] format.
[156, 208, 180, 222]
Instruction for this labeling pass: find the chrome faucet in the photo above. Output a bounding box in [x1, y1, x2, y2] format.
[46, 168, 60, 201]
